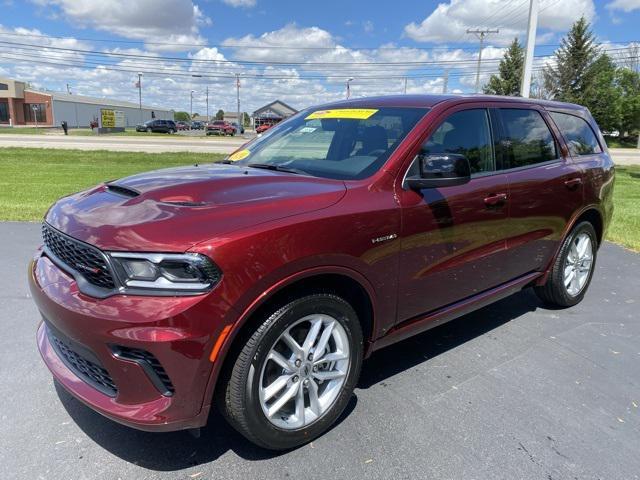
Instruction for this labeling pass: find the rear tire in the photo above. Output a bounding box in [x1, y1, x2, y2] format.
[219, 294, 363, 450]
[534, 221, 597, 307]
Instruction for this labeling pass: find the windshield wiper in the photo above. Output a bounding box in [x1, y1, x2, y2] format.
[246, 163, 307, 175]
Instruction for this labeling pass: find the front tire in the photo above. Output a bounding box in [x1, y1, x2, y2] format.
[219, 294, 363, 450]
[534, 221, 597, 307]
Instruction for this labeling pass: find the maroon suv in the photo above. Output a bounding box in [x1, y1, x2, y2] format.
[30, 95, 614, 450]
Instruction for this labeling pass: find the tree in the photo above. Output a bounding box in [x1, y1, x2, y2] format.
[242, 112, 251, 127]
[543, 17, 599, 104]
[582, 54, 621, 132]
[616, 68, 640, 137]
[192, 112, 200, 119]
[174, 111, 190, 121]
[215, 109, 224, 120]
[484, 38, 524, 96]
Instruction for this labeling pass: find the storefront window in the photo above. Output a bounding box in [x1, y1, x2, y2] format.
[0, 102, 9, 122]
[23, 103, 47, 123]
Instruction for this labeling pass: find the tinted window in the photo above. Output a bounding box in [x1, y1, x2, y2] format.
[420, 109, 494, 175]
[549, 111, 602, 156]
[498, 109, 557, 169]
[0, 83, 8, 91]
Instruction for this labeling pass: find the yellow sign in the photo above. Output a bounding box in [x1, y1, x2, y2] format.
[228, 149, 250, 161]
[305, 108, 378, 120]
[101, 109, 116, 128]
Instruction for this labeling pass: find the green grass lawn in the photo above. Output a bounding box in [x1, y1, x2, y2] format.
[0, 148, 638, 251]
[607, 165, 640, 251]
[0, 148, 223, 221]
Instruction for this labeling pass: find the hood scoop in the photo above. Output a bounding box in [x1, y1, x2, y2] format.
[106, 184, 140, 198]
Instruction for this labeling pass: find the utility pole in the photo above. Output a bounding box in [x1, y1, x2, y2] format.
[520, 0, 539, 98]
[467, 28, 499, 93]
[442, 68, 449, 94]
[403, 77, 407, 94]
[137, 72, 143, 123]
[346, 77, 354, 99]
[190, 90, 194, 122]
[205, 86, 209, 122]
[66, 83, 71, 94]
[235, 73, 241, 131]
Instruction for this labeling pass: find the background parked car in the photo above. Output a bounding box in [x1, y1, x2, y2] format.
[191, 121, 205, 130]
[232, 122, 245, 134]
[175, 121, 191, 131]
[255, 123, 273, 134]
[135, 119, 177, 134]
[206, 120, 236, 136]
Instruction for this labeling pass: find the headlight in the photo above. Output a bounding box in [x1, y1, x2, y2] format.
[109, 252, 221, 294]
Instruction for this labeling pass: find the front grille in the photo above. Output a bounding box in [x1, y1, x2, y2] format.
[42, 223, 116, 290]
[112, 346, 175, 396]
[47, 327, 117, 397]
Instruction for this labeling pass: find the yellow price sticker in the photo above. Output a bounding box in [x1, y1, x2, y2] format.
[228, 149, 250, 161]
[305, 108, 378, 120]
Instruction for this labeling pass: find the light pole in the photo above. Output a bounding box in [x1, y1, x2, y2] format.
[137, 72, 143, 123]
[236, 73, 241, 133]
[520, 0, 539, 98]
[190, 90, 194, 122]
[346, 77, 354, 99]
[206, 86, 209, 122]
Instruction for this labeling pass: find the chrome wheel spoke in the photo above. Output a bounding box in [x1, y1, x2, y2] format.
[267, 382, 299, 418]
[268, 351, 295, 372]
[263, 374, 292, 402]
[302, 318, 322, 355]
[308, 379, 321, 416]
[313, 369, 346, 381]
[312, 320, 335, 361]
[314, 352, 348, 365]
[295, 383, 305, 426]
[564, 269, 575, 288]
[282, 332, 303, 357]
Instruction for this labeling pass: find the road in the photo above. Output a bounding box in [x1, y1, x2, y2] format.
[610, 147, 640, 165]
[1, 222, 639, 480]
[0, 133, 248, 153]
[1, 134, 639, 163]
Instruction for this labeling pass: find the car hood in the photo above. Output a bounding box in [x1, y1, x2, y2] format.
[45, 163, 346, 252]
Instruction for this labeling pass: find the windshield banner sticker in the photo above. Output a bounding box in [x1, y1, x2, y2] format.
[228, 149, 251, 161]
[306, 109, 379, 120]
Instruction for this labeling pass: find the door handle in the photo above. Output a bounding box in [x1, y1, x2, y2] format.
[564, 177, 583, 190]
[484, 193, 508, 207]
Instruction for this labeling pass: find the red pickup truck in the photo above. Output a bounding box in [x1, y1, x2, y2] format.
[206, 120, 236, 136]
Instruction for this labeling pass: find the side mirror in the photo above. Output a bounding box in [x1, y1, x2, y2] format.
[404, 153, 471, 190]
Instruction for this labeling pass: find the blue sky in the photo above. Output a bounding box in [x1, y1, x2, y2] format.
[0, 0, 638, 114]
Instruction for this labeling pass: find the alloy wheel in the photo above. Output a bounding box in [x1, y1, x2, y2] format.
[564, 232, 593, 296]
[258, 314, 350, 430]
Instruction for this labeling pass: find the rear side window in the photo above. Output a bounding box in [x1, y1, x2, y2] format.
[498, 109, 557, 169]
[549, 112, 602, 156]
[421, 109, 494, 175]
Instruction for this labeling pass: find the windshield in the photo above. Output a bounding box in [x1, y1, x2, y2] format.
[231, 107, 427, 180]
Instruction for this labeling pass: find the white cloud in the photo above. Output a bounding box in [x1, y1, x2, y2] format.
[404, 0, 596, 44]
[222, 0, 256, 7]
[606, 0, 640, 11]
[29, 0, 210, 51]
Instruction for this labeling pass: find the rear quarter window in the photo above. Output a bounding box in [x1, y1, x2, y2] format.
[498, 109, 557, 169]
[549, 111, 602, 156]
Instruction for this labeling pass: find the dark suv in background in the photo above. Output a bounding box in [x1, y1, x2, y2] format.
[135, 119, 177, 133]
[30, 95, 614, 450]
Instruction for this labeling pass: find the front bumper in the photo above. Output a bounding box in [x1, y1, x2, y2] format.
[30, 250, 235, 432]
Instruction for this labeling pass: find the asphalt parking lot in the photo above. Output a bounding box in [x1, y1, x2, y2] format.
[1, 222, 639, 480]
